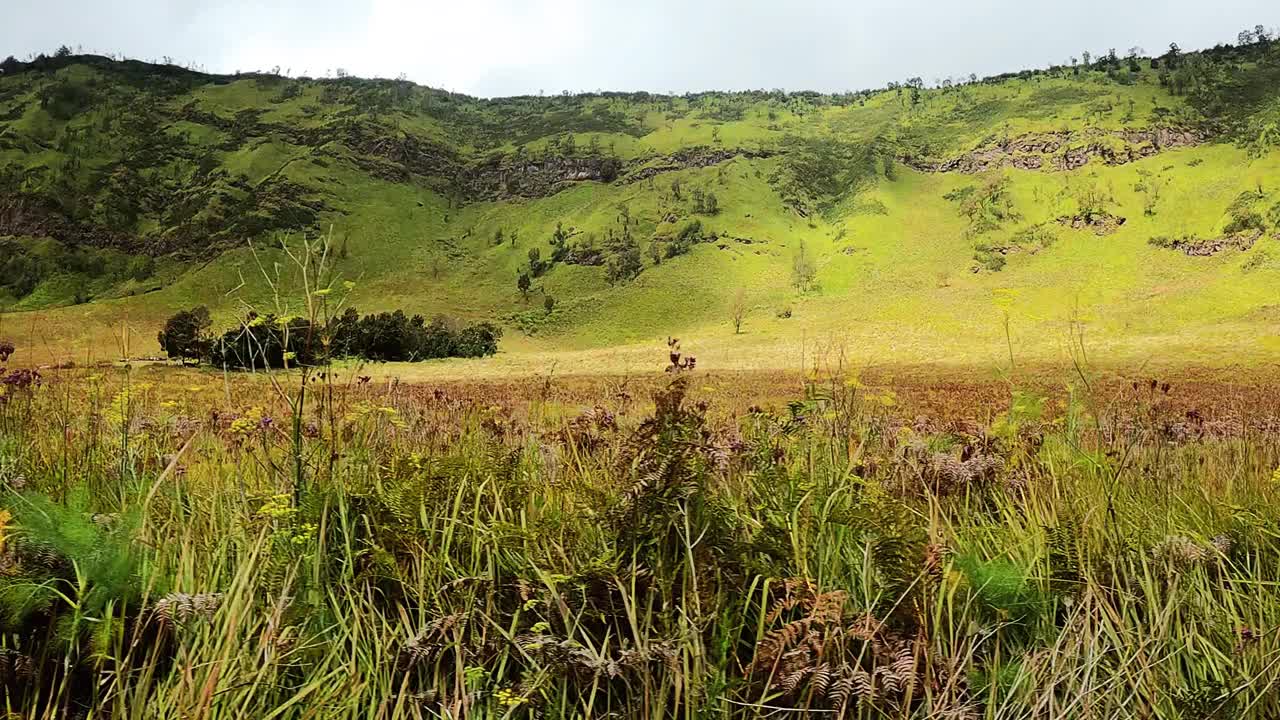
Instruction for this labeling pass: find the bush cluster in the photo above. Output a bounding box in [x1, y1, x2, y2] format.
[1, 238, 154, 302]
[159, 306, 501, 368]
[328, 308, 501, 362]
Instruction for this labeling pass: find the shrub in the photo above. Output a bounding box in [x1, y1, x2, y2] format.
[207, 313, 318, 369]
[1224, 211, 1266, 235]
[1009, 223, 1058, 252]
[453, 322, 503, 358]
[973, 248, 1008, 272]
[328, 309, 500, 363]
[605, 229, 643, 284]
[946, 175, 1022, 236]
[664, 220, 707, 259]
[157, 306, 212, 363]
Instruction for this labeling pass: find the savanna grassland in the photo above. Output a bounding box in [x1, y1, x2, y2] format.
[2, 29, 1280, 720]
[3, 335, 1280, 719]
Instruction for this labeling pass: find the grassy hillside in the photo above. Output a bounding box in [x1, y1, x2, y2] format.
[1, 40, 1279, 369]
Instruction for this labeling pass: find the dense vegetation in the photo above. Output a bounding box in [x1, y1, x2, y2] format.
[159, 305, 502, 367]
[1, 337, 1279, 717]
[3, 30, 1280, 368]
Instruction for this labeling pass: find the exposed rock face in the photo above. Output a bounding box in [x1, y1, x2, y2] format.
[147, 105, 773, 212]
[1150, 229, 1262, 256]
[334, 123, 464, 185]
[1056, 212, 1127, 235]
[175, 103, 330, 149]
[0, 174, 329, 258]
[456, 146, 769, 200]
[908, 127, 1206, 174]
[0, 194, 140, 251]
[318, 119, 761, 201]
[460, 154, 623, 201]
[620, 147, 774, 184]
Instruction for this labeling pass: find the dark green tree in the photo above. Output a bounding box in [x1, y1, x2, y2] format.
[527, 247, 545, 277]
[157, 306, 213, 364]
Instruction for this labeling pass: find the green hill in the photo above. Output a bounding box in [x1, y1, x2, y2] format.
[1, 39, 1279, 370]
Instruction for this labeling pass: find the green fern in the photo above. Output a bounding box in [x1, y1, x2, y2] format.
[2, 487, 142, 641]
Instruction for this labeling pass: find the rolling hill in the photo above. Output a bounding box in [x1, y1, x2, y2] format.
[1, 39, 1279, 372]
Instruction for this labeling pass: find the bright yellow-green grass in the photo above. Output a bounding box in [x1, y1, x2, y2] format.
[3, 58, 1279, 375]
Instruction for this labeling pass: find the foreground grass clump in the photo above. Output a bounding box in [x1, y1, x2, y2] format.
[0, 354, 1278, 718]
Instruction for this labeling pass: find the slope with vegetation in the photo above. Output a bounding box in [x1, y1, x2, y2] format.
[1, 32, 1279, 367]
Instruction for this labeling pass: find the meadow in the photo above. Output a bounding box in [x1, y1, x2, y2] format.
[2, 38, 1280, 719]
[2, 334, 1280, 719]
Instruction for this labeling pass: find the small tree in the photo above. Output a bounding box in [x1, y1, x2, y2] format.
[158, 306, 212, 364]
[543, 295, 556, 314]
[454, 322, 502, 358]
[730, 289, 747, 334]
[1074, 183, 1115, 223]
[528, 247, 545, 277]
[128, 255, 155, 281]
[605, 236, 643, 285]
[791, 240, 817, 292]
[517, 272, 532, 299]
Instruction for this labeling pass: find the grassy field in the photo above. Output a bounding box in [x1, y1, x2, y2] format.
[2, 341, 1280, 718]
[3, 39, 1280, 719]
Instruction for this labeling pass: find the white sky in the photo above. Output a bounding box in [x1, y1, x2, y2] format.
[4, 0, 1275, 97]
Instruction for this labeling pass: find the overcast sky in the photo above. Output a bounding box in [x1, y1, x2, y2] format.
[4, 1, 1275, 97]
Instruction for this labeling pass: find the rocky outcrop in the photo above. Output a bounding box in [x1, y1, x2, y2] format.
[0, 172, 329, 258]
[908, 127, 1206, 174]
[172, 105, 770, 202]
[459, 153, 623, 201]
[1056, 212, 1127, 235]
[175, 103, 332, 149]
[0, 194, 143, 251]
[334, 123, 464, 188]
[620, 147, 775, 184]
[1149, 229, 1262, 256]
[456, 145, 769, 201]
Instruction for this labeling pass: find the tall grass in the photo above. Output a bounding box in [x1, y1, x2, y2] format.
[0, 336, 1279, 718]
